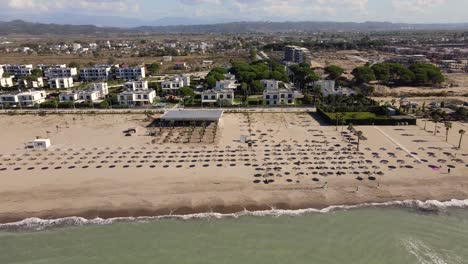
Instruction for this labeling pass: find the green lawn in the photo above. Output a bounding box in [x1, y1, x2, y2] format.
[326, 112, 379, 120]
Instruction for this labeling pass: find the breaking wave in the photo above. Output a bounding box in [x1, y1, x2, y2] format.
[1, 199, 467, 232]
[402, 237, 463, 264]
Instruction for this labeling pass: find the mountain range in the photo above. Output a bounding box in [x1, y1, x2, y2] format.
[1, 20, 468, 36]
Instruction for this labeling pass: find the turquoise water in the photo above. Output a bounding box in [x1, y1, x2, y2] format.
[1, 208, 468, 264]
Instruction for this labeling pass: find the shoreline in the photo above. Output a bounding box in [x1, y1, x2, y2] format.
[2, 185, 468, 225]
[2, 198, 468, 230]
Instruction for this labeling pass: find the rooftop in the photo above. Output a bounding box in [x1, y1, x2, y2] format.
[160, 109, 224, 122]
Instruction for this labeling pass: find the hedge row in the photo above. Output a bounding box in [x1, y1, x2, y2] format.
[317, 108, 416, 126]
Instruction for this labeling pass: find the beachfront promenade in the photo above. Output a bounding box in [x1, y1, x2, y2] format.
[0, 106, 317, 115]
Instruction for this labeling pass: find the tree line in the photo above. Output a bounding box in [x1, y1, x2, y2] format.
[352, 63, 445, 86]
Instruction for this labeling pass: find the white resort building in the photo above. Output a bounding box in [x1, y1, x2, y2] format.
[2, 64, 33, 77]
[0, 89, 46, 107]
[201, 74, 236, 104]
[201, 89, 234, 104]
[308, 80, 356, 97]
[59, 82, 109, 103]
[89, 82, 109, 96]
[124, 80, 149, 91]
[114, 66, 145, 81]
[215, 79, 237, 90]
[18, 77, 44, 88]
[44, 65, 78, 79]
[49, 77, 74, 89]
[0, 76, 14, 87]
[261, 79, 295, 105]
[161, 75, 190, 92]
[118, 81, 156, 106]
[79, 66, 112, 81]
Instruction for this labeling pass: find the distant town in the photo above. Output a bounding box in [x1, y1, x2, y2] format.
[0, 31, 466, 122]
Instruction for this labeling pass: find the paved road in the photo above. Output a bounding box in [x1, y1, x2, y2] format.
[0, 107, 316, 115]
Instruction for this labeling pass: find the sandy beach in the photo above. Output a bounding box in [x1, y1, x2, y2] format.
[0, 112, 466, 223]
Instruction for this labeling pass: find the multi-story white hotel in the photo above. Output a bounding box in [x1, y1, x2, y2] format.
[49, 77, 74, 89]
[161, 75, 190, 92]
[2, 64, 33, 77]
[59, 83, 109, 103]
[60, 90, 101, 103]
[261, 79, 295, 105]
[118, 89, 156, 106]
[79, 66, 112, 81]
[201, 74, 236, 104]
[44, 65, 78, 79]
[18, 77, 44, 88]
[118, 80, 155, 106]
[0, 76, 14, 87]
[284, 46, 312, 64]
[261, 79, 280, 90]
[59, 91, 79, 102]
[114, 66, 145, 81]
[89, 82, 109, 97]
[215, 79, 238, 90]
[0, 90, 46, 107]
[124, 80, 149, 91]
[201, 89, 234, 104]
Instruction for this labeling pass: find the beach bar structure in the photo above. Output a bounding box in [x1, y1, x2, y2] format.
[156, 109, 224, 127]
[32, 138, 51, 150]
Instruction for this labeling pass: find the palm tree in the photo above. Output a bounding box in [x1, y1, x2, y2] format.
[336, 113, 344, 131]
[459, 129, 465, 149]
[356, 131, 363, 151]
[423, 112, 429, 131]
[444, 122, 452, 142]
[432, 115, 440, 135]
[310, 85, 322, 106]
[347, 123, 354, 132]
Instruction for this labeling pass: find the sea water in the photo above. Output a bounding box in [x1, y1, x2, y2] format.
[1, 206, 468, 264]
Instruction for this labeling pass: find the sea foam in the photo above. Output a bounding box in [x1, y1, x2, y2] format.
[1, 199, 468, 231]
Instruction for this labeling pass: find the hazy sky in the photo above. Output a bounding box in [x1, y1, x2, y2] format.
[1, 0, 467, 23]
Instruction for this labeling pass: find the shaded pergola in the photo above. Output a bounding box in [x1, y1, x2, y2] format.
[149, 109, 224, 127]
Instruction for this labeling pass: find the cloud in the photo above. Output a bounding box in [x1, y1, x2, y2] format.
[391, 0, 447, 13]
[3, 0, 139, 13]
[178, 0, 369, 20]
[178, 0, 221, 4]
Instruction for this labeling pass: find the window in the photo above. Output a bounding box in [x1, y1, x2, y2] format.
[266, 95, 270, 99]
[204, 96, 208, 99]
[273, 95, 278, 99]
[288, 100, 292, 104]
[288, 94, 293, 98]
[281, 94, 285, 98]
